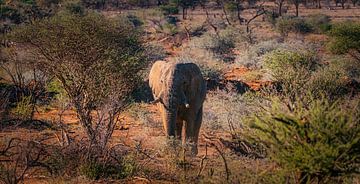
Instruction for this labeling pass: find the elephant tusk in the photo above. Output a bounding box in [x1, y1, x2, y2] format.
[151, 97, 161, 104]
[151, 90, 163, 104]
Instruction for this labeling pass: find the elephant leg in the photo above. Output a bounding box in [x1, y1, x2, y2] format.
[185, 107, 203, 156]
[192, 106, 203, 149]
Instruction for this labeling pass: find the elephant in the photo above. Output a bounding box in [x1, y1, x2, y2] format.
[149, 60, 206, 155]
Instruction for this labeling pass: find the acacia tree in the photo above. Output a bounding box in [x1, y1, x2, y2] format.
[10, 12, 148, 150]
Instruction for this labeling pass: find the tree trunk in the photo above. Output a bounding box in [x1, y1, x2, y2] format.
[295, 4, 299, 16]
[279, 2, 283, 16]
[183, 8, 186, 19]
[236, 1, 242, 25]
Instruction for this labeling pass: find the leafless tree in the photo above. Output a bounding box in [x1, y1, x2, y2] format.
[275, 0, 286, 16]
[0, 46, 49, 121]
[0, 139, 51, 184]
[290, 0, 303, 16]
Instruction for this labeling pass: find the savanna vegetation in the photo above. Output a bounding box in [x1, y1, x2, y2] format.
[1, 0, 360, 183]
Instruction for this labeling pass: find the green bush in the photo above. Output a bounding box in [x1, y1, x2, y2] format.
[275, 16, 312, 37]
[11, 95, 33, 120]
[305, 14, 332, 33]
[247, 97, 360, 183]
[65, 2, 86, 15]
[80, 156, 136, 180]
[163, 22, 178, 35]
[308, 63, 350, 100]
[81, 0, 105, 9]
[327, 21, 360, 61]
[126, 14, 143, 27]
[160, 5, 179, 15]
[264, 49, 318, 95]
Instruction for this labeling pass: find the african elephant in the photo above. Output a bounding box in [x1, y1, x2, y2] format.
[149, 60, 206, 155]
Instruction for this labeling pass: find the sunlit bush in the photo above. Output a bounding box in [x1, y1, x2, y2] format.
[247, 97, 360, 183]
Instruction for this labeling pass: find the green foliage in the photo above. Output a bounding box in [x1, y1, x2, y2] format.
[46, 78, 69, 107]
[163, 22, 178, 35]
[327, 21, 360, 61]
[275, 16, 312, 37]
[80, 156, 136, 180]
[127, 0, 149, 7]
[264, 48, 357, 104]
[247, 97, 360, 183]
[81, 0, 105, 9]
[305, 14, 332, 33]
[11, 95, 33, 120]
[65, 2, 86, 15]
[0, 0, 60, 24]
[224, 1, 238, 12]
[126, 14, 143, 27]
[308, 63, 350, 100]
[264, 49, 318, 94]
[160, 4, 179, 15]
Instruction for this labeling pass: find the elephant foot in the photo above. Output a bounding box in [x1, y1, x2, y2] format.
[188, 143, 198, 156]
[191, 148, 198, 156]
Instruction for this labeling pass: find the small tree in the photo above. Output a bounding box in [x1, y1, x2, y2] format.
[10, 12, 148, 150]
[327, 22, 360, 62]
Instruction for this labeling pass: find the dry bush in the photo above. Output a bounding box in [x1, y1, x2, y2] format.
[275, 16, 312, 37]
[236, 39, 284, 69]
[199, 27, 246, 62]
[0, 46, 50, 122]
[203, 90, 248, 131]
[0, 139, 52, 184]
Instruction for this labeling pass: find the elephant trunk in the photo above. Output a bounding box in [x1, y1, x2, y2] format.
[164, 108, 177, 137]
